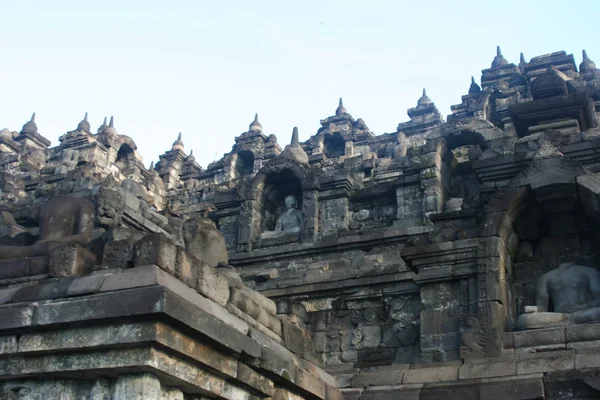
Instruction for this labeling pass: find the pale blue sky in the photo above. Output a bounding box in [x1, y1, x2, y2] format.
[1, 0, 598, 168]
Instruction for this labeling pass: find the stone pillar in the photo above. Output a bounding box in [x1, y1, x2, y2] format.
[417, 280, 461, 362]
[302, 190, 319, 242]
[236, 199, 260, 252]
[344, 141, 354, 157]
[420, 154, 444, 224]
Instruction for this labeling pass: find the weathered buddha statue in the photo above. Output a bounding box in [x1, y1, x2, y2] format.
[0, 196, 95, 260]
[259, 195, 304, 240]
[516, 261, 600, 330]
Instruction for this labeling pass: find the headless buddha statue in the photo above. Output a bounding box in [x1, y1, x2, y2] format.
[516, 262, 600, 330]
[0, 196, 95, 260]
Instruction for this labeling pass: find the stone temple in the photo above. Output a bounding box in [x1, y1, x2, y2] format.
[2, 48, 600, 399]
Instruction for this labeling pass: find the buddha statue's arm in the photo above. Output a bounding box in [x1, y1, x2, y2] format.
[587, 268, 600, 302]
[535, 275, 550, 312]
[274, 216, 283, 232]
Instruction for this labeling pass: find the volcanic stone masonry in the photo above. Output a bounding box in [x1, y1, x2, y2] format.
[2, 48, 600, 399]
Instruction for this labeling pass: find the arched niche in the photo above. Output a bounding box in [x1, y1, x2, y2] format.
[235, 150, 255, 177]
[323, 133, 345, 159]
[429, 121, 500, 210]
[115, 144, 137, 175]
[260, 170, 303, 232]
[237, 157, 318, 251]
[482, 153, 598, 330]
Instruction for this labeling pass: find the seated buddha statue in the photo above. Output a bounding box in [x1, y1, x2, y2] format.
[259, 195, 304, 240]
[0, 196, 95, 260]
[516, 261, 600, 330]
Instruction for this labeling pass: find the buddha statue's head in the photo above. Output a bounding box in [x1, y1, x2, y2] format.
[284, 195, 297, 210]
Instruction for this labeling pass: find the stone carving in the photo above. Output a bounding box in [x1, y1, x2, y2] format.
[516, 262, 600, 330]
[460, 314, 485, 354]
[182, 216, 228, 266]
[301, 298, 334, 312]
[95, 182, 125, 229]
[258, 195, 303, 240]
[0, 196, 94, 260]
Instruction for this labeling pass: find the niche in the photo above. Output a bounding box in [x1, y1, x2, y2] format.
[323, 133, 346, 159]
[235, 150, 255, 177]
[115, 144, 136, 174]
[260, 170, 302, 233]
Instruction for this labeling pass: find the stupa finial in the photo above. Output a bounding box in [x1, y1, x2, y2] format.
[335, 98, 347, 116]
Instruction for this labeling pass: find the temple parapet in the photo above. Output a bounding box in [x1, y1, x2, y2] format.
[2, 46, 600, 398]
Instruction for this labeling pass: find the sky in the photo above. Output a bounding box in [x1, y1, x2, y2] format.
[1, 0, 599, 168]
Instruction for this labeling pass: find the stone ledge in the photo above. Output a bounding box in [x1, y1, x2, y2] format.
[0, 347, 263, 399]
[0, 284, 337, 399]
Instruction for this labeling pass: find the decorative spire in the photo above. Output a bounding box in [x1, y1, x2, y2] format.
[520, 52, 526, 64]
[103, 116, 118, 136]
[77, 112, 91, 132]
[335, 98, 347, 116]
[580, 49, 597, 73]
[21, 112, 38, 134]
[97, 117, 107, 134]
[417, 88, 433, 106]
[491, 45, 509, 68]
[249, 113, 262, 132]
[280, 126, 308, 164]
[149, 161, 155, 170]
[186, 149, 196, 162]
[468, 77, 482, 94]
[172, 132, 184, 151]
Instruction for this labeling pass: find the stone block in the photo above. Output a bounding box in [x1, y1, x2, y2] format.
[67, 273, 111, 296]
[101, 239, 134, 269]
[282, 319, 308, 356]
[361, 384, 422, 400]
[575, 353, 600, 369]
[403, 365, 458, 384]
[256, 268, 279, 282]
[100, 265, 164, 292]
[0, 258, 42, 280]
[34, 278, 75, 301]
[271, 388, 304, 400]
[325, 385, 344, 400]
[458, 361, 516, 380]
[49, 245, 96, 277]
[421, 380, 480, 400]
[11, 284, 41, 303]
[351, 369, 405, 387]
[175, 247, 198, 288]
[339, 389, 363, 400]
[196, 262, 229, 306]
[133, 233, 177, 274]
[516, 354, 574, 374]
[0, 287, 19, 305]
[0, 304, 35, 329]
[479, 374, 544, 400]
[0, 335, 17, 354]
[236, 362, 275, 397]
[513, 327, 566, 348]
[566, 323, 600, 343]
[114, 374, 162, 400]
[257, 308, 282, 336]
[295, 368, 326, 399]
